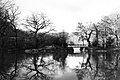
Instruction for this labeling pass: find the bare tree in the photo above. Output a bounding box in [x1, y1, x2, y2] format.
[0, 1, 10, 79]
[74, 22, 94, 47]
[23, 13, 53, 49]
[2, 1, 21, 79]
[23, 13, 54, 80]
[0, 0, 21, 79]
[74, 22, 94, 70]
[8, 6, 20, 80]
[101, 14, 120, 46]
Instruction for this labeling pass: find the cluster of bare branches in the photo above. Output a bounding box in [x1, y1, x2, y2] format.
[23, 13, 54, 35]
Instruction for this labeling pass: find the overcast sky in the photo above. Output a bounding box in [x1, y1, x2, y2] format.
[15, 0, 120, 33]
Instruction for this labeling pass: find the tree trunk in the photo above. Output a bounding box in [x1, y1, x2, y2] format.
[0, 37, 5, 72]
[87, 39, 91, 47]
[95, 25, 99, 46]
[115, 35, 119, 46]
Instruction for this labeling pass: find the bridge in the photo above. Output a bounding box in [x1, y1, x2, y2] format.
[68, 44, 88, 48]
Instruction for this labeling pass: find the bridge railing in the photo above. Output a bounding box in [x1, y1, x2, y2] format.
[68, 44, 88, 48]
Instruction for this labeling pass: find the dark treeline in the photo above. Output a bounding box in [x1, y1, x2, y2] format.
[0, 22, 69, 51]
[0, 0, 69, 50]
[24, 32, 69, 49]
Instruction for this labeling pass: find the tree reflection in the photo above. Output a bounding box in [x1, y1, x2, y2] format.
[17, 52, 69, 80]
[19, 55, 52, 80]
[53, 48, 69, 69]
[0, 50, 26, 80]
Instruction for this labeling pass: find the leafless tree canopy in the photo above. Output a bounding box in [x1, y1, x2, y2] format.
[23, 13, 54, 34]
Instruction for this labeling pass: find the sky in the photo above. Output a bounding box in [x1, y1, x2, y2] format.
[15, 0, 120, 33]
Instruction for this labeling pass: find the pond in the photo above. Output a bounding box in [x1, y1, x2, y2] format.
[0, 47, 90, 80]
[0, 48, 119, 80]
[13, 53, 87, 80]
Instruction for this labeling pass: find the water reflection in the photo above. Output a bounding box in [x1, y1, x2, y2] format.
[14, 53, 85, 80]
[66, 54, 84, 69]
[0, 48, 94, 80]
